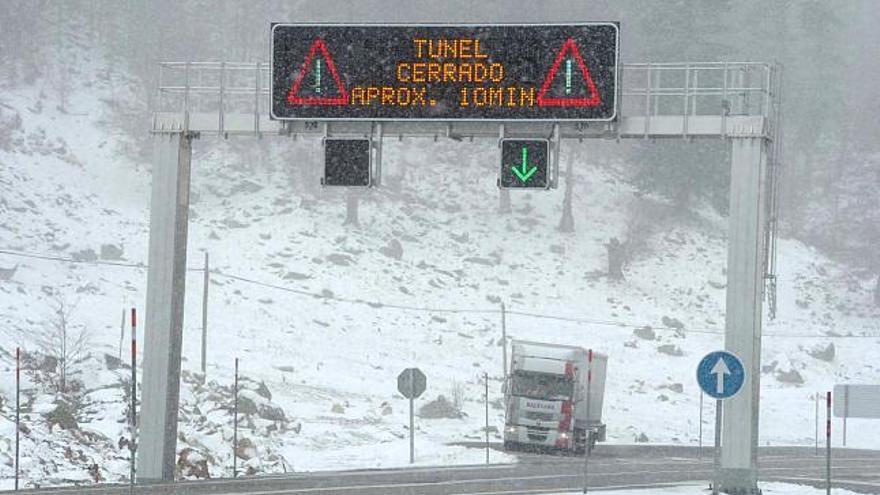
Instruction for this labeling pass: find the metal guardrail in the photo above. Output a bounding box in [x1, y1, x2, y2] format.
[153, 61, 778, 138]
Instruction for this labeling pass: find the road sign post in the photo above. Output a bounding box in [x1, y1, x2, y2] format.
[699, 391, 704, 459]
[397, 368, 426, 464]
[583, 349, 593, 494]
[714, 399, 722, 495]
[201, 252, 209, 375]
[815, 392, 820, 456]
[843, 385, 847, 447]
[409, 396, 414, 464]
[484, 372, 489, 465]
[272, 24, 618, 121]
[826, 391, 831, 495]
[500, 303, 507, 379]
[696, 351, 745, 495]
[233, 358, 239, 478]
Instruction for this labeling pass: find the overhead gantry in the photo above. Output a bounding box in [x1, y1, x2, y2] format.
[144, 60, 782, 494]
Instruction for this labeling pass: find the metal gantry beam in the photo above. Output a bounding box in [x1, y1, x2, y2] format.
[139, 132, 193, 482]
[720, 136, 767, 494]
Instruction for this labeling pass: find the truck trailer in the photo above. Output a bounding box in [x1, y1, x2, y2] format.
[503, 340, 608, 454]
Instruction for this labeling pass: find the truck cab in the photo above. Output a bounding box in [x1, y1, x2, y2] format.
[503, 340, 607, 454]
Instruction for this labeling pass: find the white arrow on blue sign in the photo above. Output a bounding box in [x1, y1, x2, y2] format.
[696, 350, 746, 399]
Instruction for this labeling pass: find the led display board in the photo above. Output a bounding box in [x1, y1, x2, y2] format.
[323, 138, 371, 187]
[499, 139, 550, 189]
[271, 23, 618, 121]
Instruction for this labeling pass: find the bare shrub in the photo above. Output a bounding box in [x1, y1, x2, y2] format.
[35, 295, 91, 393]
[450, 379, 465, 416]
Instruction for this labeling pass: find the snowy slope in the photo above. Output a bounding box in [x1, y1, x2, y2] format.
[1, 54, 879, 487]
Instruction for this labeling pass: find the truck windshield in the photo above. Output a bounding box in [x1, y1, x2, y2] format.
[511, 371, 573, 400]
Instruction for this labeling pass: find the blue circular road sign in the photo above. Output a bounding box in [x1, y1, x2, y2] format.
[696, 351, 745, 399]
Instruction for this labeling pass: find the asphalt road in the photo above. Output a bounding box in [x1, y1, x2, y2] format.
[5, 445, 879, 495]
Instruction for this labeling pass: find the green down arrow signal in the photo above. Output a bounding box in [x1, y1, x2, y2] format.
[511, 146, 538, 183]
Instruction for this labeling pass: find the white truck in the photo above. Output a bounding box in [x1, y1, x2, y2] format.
[503, 340, 608, 454]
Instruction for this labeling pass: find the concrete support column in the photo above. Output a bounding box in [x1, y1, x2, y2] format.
[138, 133, 193, 482]
[720, 136, 766, 494]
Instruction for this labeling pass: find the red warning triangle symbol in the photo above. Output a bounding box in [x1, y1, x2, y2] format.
[287, 38, 349, 106]
[537, 38, 601, 107]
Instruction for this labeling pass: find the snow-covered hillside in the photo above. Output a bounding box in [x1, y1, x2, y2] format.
[1, 53, 878, 488]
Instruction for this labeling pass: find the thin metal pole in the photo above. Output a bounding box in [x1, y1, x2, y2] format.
[551, 123, 560, 188]
[558, 140, 575, 231]
[815, 393, 819, 456]
[254, 62, 261, 135]
[713, 399, 722, 495]
[733, 66, 748, 115]
[826, 391, 831, 495]
[183, 62, 190, 132]
[843, 385, 848, 447]
[644, 63, 651, 137]
[682, 64, 690, 136]
[409, 395, 415, 464]
[119, 308, 125, 360]
[721, 62, 728, 138]
[500, 303, 507, 378]
[201, 252, 209, 375]
[699, 391, 703, 458]
[233, 358, 239, 478]
[15, 347, 20, 491]
[218, 62, 225, 134]
[130, 308, 137, 488]
[485, 372, 490, 465]
[583, 349, 593, 494]
[653, 69, 660, 116]
[374, 122, 383, 186]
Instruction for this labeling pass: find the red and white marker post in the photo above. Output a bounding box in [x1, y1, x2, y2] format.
[15, 346, 21, 491]
[130, 308, 137, 488]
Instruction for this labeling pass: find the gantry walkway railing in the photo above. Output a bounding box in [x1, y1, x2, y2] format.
[151, 61, 780, 140]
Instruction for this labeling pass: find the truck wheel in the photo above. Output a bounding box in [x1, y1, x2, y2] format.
[574, 429, 586, 455]
[503, 440, 514, 451]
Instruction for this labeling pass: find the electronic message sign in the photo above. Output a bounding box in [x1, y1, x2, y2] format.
[323, 138, 371, 187]
[271, 23, 618, 121]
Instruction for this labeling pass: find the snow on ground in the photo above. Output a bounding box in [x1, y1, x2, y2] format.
[1, 49, 878, 487]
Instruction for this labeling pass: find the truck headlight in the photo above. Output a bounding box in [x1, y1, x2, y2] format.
[558, 431, 570, 440]
[505, 425, 517, 434]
